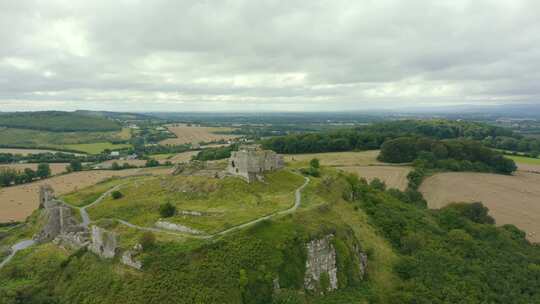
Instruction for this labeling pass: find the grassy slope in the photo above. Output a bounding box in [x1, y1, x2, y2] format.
[61, 177, 144, 207]
[87, 170, 305, 233]
[0, 167, 399, 303]
[0, 128, 131, 153]
[0, 111, 121, 132]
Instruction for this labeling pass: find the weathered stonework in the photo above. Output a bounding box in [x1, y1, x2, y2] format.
[227, 145, 284, 183]
[34, 200, 84, 243]
[304, 234, 338, 293]
[38, 185, 55, 209]
[88, 225, 117, 259]
[121, 244, 143, 270]
[155, 220, 202, 235]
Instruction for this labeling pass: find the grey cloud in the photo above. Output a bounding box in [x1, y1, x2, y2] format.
[1, 0, 540, 111]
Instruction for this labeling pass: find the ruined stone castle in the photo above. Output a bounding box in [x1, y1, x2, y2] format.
[227, 145, 284, 182]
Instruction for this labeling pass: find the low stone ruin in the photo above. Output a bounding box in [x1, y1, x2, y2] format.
[121, 243, 143, 270]
[155, 220, 203, 235]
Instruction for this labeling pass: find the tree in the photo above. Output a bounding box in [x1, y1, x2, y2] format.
[23, 168, 36, 183]
[159, 202, 176, 218]
[111, 162, 121, 170]
[146, 159, 160, 167]
[309, 158, 320, 169]
[36, 163, 51, 179]
[111, 191, 123, 199]
[69, 159, 82, 172]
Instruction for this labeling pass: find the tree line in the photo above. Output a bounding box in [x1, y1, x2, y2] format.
[379, 137, 517, 174]
[261, 119, 540, 156]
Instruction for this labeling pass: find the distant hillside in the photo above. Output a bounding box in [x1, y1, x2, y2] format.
[75, 110, 156, 121]
[0, 111, 121, 132]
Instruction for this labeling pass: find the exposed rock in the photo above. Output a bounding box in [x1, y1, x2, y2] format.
[178, 210, 203, 217]
[121, 244, 143, 270]
[155, 220, 203, 235]
[304, 234, 338, 293]
[355, 244, 368, 278]
[88, 226, 117, 259]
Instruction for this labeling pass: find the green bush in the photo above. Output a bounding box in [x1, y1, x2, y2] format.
[111, 191, 123, 200]
[139, 231, 156, 249]
[159, 202, 176, 218]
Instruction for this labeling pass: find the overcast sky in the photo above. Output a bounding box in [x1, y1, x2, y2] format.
[1, 0, 539, 112]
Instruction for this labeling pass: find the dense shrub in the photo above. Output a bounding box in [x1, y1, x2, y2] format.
[159, 202, 176, 218]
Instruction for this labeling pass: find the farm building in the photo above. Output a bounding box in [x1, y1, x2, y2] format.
[227, 145, 284, 183]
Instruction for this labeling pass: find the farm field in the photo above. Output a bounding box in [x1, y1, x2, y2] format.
[0, 127, 130, 154]
[420, 171, 540, 242]
[95, 159, 147, 169]
[0, 167, 169, 223]
[63, 142, 131, 154]
[159, 124, 239, 146]
[0, 163, 69, 176]
[340, 165, 412, 190]
[508, 155, 540, 165]
[0, 148, 82, 155]
[284, 150, 382, 167]
[161, 150, 200, 164]
[87, 170, 304, 234]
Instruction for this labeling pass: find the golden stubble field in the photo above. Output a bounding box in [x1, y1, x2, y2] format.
[0, 168, 172, 222]
[285, 150, 412, 190]
[421, 171, 540, 242]
[160, 124, 240, 146]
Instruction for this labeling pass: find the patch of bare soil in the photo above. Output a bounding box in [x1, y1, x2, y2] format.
[420, 171, 540, 243]
[0, 169, 146, 222]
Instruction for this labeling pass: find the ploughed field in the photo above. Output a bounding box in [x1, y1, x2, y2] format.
[86, 170, 304, 234]
[0, 163, 69, 176]
[420, 171, 540, 242]
[0, 168, 170, 223]
[159, 124, 239, 146]
[285, 150, 412, 190]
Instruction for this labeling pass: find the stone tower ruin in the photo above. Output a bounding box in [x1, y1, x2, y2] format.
[227, 145, 284, 183]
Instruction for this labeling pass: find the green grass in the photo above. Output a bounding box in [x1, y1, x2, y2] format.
[87, 170, 305, 233]
[507, 155, 540, 165]
[0, 127, 130, 153]
[61, 177, 144, 207]
[63, 143, 131, 154]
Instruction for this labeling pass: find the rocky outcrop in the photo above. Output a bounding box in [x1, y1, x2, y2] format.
[155, 220, 202, 235]
[121, 243, 143, 270]
[88, 226, 117, 259]
[355, 244, 368, 278]
[304, 234, 338, 293]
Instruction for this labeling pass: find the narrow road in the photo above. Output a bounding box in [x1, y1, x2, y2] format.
[79, 184, 123, 227]
[0, 239, 35, 269]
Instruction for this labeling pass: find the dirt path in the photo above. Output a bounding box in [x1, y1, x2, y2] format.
[0, 239, 35, 270]
[85, 175, 310, 239]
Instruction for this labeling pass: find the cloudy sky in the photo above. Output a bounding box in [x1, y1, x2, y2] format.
[1, 0, 539, 112]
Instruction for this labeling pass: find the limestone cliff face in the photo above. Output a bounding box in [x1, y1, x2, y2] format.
[303, 234, 369, 293]
[304, 234, 339, 292]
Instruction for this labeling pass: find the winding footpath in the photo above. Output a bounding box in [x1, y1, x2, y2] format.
[0, 174, 310, 269]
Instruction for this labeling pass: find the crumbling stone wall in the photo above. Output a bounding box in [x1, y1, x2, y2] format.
[34, 200, 83, 243]
[88, 225, 117, 259]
